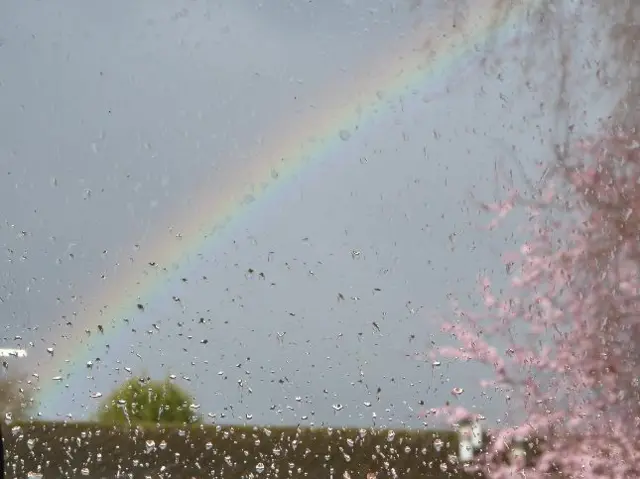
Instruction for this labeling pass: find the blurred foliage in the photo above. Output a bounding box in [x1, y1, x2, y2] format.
[96, 376, 200, 426]
[5, 421, 485, 478]
[0, 372, 35, 420]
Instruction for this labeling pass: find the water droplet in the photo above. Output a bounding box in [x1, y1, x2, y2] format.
[339, 129, 351, 141]
[363, 401, 372, 407]
[332, 404, 344, 411]
[205, 441, 213, 450]
[81, 468, 90, 476]
[46, 347, 54, 355]
[452, 387, 464, 396]
[52, 376, 62, 381]
[256, 462, 265, 473]
[346, 438, 354, 447]
[432, 361, 441, 367]
[4, 412, 12, 425]
[387, 430, 395, 442]
[159, 440, 168, 450]
[27, 438, 35, 450]
[145, 439, 155, 452]
[433, 438, 444, 451]
[90, 392, 102, 399]
[439, 462, 448, 472]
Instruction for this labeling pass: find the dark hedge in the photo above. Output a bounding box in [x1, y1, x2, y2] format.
[3, 421, 488, 478]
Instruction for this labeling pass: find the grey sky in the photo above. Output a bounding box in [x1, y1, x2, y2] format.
[0, 0, 613, 428]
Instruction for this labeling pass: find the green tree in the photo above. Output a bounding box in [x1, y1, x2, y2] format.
[97, 376, 200, 425]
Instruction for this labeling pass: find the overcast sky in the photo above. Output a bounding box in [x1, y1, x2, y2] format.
[0, 0, 613, 427]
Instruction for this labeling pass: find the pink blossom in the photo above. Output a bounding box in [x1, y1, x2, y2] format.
[432, 131, 640, 477]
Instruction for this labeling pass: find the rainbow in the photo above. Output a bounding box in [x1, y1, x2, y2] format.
[31, 0, 536, 417]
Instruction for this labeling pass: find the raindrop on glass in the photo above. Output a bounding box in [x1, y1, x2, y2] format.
[433, 438, 444, 452]
[145, 439, 155, 452]
[339, 129, 351, 141]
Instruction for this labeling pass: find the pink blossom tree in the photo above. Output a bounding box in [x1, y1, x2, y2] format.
[428, 128, 640, 478]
